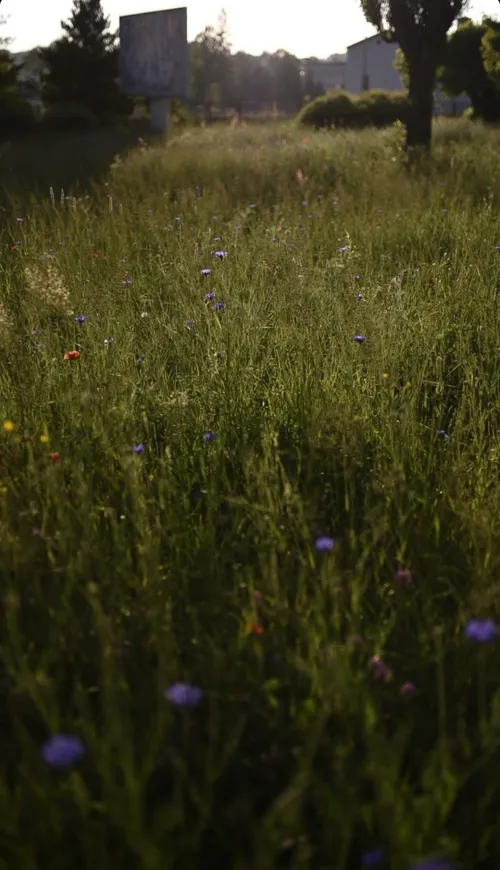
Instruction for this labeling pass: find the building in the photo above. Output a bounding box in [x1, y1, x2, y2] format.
[300, 56, 346, 92]
[345, 34, 470, 116]
[345, 34, 403, 94]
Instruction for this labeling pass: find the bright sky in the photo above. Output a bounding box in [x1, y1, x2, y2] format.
[3, 0, 500, 56]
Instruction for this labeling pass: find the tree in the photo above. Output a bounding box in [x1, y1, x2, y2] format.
[439, 18, 500, 121]
[38, 0, 130, 121]
[0, 15, 22, 108]
[189, 9, 233, 117]
[482, 17, 500, 86]
[360, 0, 468, 151]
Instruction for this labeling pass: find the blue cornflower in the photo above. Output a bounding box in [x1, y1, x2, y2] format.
[362, 848, 385, 867]
[132, 443, 145, 453]
[74, 315, 87, 324]
[204, 292, 216, 301]
[213, 301, 224, 311]
[214, 251, 228, 259]
[315, 536, 334, 551]
[464, 618, 497, 642]
[200, 268, 212, 276]
[16, 217, 23, 222]
[354, 335, 366, 343]
[437, 429, 447, 439]
[41, 734, 85, 769]
[204, 431, 216, 442]
[165, 682, 203, 707]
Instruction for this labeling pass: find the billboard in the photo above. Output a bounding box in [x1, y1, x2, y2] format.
[119, 7, 188, 100]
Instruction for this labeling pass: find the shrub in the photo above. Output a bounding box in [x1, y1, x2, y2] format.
[41, 102, 99, 131]
[0, 100, 37, 134]
[296, 90, 359, 129]
[356, 90, 410, 127]
[297, 89, 410, 129]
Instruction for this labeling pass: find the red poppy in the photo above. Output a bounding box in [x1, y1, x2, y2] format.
[91, 252, 99, 259]
[246, 624, 264, 635]
[49, 452, 61, 464]
[63, 350, 80, 360]
[11, 246, 17, 253]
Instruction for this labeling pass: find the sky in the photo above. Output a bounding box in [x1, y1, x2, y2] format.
[3, 0, 500, 57]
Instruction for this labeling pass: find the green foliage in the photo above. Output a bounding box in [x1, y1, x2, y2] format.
[2, 120, 500, 867]
[0, 100, 36, 133]
[38, 0, 132, 122]
[481, 17, 500, 85]
[40, 101, 99, 130]
[296, 88, 409, 129]
[438, 17, 500, 121]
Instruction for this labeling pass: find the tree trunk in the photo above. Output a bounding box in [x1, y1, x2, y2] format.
[406, 64, 435, 152]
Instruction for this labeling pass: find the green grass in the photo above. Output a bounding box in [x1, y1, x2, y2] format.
[1, 118, 500, 870]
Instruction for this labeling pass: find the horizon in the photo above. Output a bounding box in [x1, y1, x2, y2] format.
[3, 0, 500, 58]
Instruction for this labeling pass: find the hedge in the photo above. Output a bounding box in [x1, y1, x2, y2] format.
[297, 89, 410, 129]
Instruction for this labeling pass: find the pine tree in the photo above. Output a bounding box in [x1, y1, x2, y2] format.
[0, 15, 22, 108]
[38, 0, 131, 121]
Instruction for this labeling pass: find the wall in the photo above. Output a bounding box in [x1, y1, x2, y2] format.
[345, 37, 403, 94]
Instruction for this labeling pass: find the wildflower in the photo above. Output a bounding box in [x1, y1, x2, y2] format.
[354, 274, 360, 280]
[49, 452, 61, 464]
[165, 682, 203, 707]
[369, 655, 393, 681]
[16, 217, 23, 222]
[396, 568, 412, 585]
[297, 169, 304, 184]
[247, 624, 264, 634]
[136, 356, 145, 365]
[253, 590, 263, 605]
[213, 301, 225, 311]
[339, 246, 348, 253]
[122, 279, 132, 285]
[382, 372, 389, 380]
[204, 292, 216, 301]
[41, 734, 85, 769]
[400, 681, 417, 695]
[249, 204, 257, 209]
[464, 618, 497, 642]
[185, 319, 195, 329]
[315, 536, 334, 551]
[39, 434, 49, 444]
[437, 429, 447, 439]
[74, 315, 87, 324]
[2, 420, 15, 433]
[132, 443, 145, 453]
[354, 335, 366, 343]
[213, 236, 221, 241]
[213, 251, 228, 259]
[32, 528, 43, 536]
[200, 268, 212, 276]
[362, 848, 385, 867]
[203, 431, 216, 443]
[24, 262, 73, 315]
[63, 350, 80, 360]
[104, 338, 115, 345]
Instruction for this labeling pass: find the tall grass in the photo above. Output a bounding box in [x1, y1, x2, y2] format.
[1, 118, 500, 870]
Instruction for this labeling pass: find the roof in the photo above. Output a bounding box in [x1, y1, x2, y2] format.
[346, 33, 394, 50]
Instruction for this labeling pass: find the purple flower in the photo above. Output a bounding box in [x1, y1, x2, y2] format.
[464, 618, 497, 642]
[204, 292, 216, 301]
[356, 293, 365, 301]
[354, 274, 360, 280]
[31, 329, 42, 335]
[362, 848, 385, 867]
[396, 568, 412, 585]
[249, 203, 257, 209]
[213, 301, 225, 311]
[214, 251, 228, 260]
[200, 268, 212, 276]
[315, 536, 334, 551]
[41, 734, 85, 769]
[186, 319, 195, 329]
[174, 216, 181, 222]
[132, 443, 145, 453]
[136, 355, 145, 365]
[165, 682, 203, 707]
[16, 217, 23, 222]
[339, 246, 348, 253]
[213, 236, 221, 241]
[74, 315, 87, 324]
[204, 431, 216, 443]
[122, 279, 132, 285]
[354, 335, 366, 343]
[437, 429, 447, 439]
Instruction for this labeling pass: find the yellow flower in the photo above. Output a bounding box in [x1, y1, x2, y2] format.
[2, 420, 15, 433]
[39, 434, 49, 444]
[382, 372, 390, 380]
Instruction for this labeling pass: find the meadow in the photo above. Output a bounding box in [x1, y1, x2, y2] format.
[1, 118, 500, 870]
